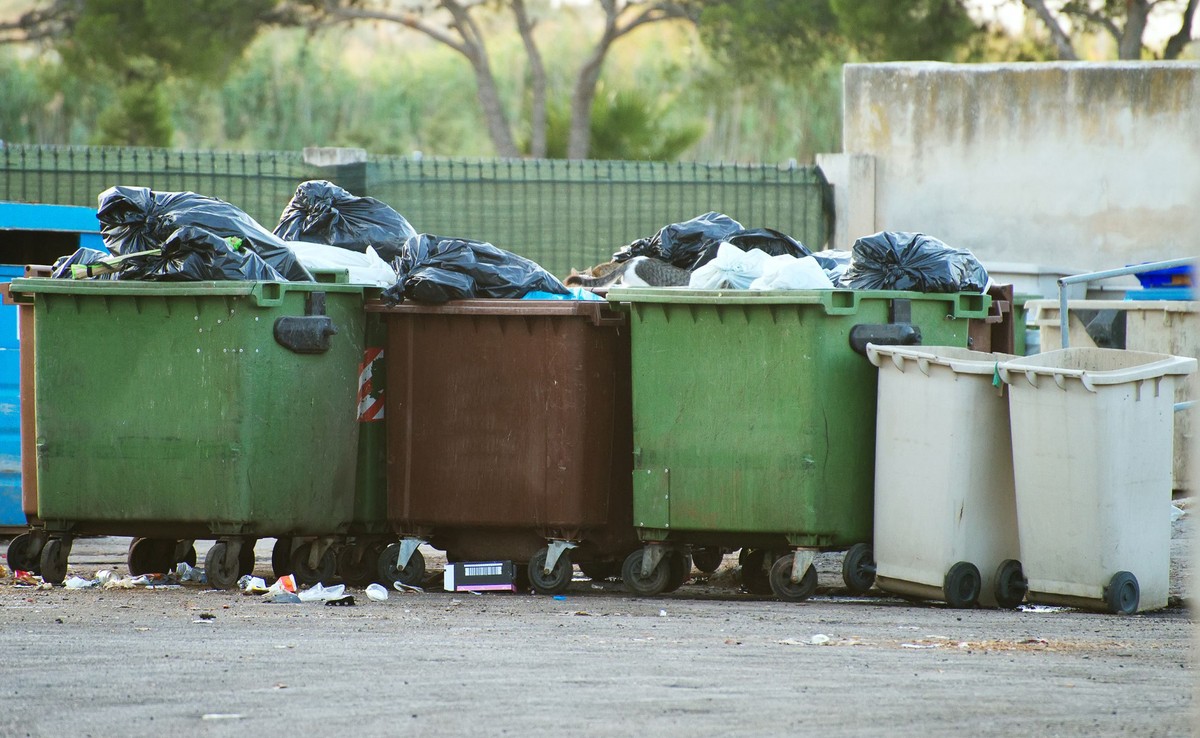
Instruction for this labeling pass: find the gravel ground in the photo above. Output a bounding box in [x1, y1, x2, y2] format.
[0, 510, 1193, 737]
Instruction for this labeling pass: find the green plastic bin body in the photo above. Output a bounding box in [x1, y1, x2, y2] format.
[608, 288, 990, 550]
[11, 278, 365, 539]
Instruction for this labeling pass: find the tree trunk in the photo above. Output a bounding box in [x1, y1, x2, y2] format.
[513, 0, 547, 158]
[1021, 0, 1079, 60]
[1164, 0, 1199, 59]
[1119, 0, 1151, 59]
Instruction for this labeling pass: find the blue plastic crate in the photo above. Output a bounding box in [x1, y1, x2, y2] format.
[1130, 263, 1193, 289]
[1126, 286, 1195, 301]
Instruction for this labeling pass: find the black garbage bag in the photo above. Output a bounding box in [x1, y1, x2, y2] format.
[119, 225, 285, 282]
[691, 227, 812, 270]
[843, 231, 989, 293]
[96, 185, 312, 281]
[273, 180, 417, 262]
[384, 234, 569, 304]
[51, 247, 114, 280]
[612, 212, 744, 269]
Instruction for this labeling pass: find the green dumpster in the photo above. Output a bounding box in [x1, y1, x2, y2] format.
[9, 277, 367, 588]
[607, 287, 990, 601]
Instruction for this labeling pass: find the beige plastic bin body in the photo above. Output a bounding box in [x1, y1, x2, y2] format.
[999, 348, 1196, 613]
[1028, 299, 1197, 494]
[867, 345, 1021, 608]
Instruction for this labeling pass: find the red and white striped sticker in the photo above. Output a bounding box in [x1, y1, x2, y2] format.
[357, 347, 385, 422]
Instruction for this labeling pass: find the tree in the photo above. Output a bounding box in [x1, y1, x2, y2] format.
[302, 0, 695, 159]
[695, 0, 982, 77]
[1020, 0, 1199, 59]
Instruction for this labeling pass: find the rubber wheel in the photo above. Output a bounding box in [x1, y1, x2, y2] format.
[291, 541, 335, 587]
[943, 561, 982, 609]
[39, 538, 69, 586]
[579, 560, 620, 581]
[204, 542, 240, 590]
[128, 538, 174, 575]
[621, 548, 671, 596]
[528, 548, 573, 595]
[271, 538, 293, 580]
[690, 546, 724, 574]
[842, 543, 876, 594]
[337, 544, 376, 587]
[378, 542, 426, 587]
[238, 539, 257, 577]
[6, 532, 40, 572]
[740, 549, 773, 595]
[769, 552, 818, 602]
[179, 544, 198, 568]
[993, 559, 1027, 609]
[1104, 570, 1140, 615]
[663, 551, 691, 593]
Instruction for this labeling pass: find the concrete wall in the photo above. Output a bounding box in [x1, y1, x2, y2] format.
[838, 62, 1200, 274]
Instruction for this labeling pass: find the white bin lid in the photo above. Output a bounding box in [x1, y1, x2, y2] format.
[867, 344, 1018, 377]
[998, 347, 1196, 391]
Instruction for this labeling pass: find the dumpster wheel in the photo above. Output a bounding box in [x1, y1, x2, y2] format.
[943, 561, 982, 609]
[40, 538, 70, 586]
[6, 532, 42, 573]
[579, 559, 621, 581]
[739, 549, 774, 595]
[993, 559, 1027, 609]
[622, 549, 671, 596]
[528, 548, 573, 595]
[663, 551, 691, 593]
[690, 547, 724, 575]
[292, 541, 336, 587]
[271, 538, 293, 580]
[841, 543, 876, 595]
[379, 543, 425, 588]
[205, 542, 241, 590]
[1104, 571, 1140, 615]
[128, 538, 175, 576]
[769, 553, 818, 602]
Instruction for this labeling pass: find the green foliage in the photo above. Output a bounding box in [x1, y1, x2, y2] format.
[828, 0, 979, 60]
[92, 75, 173, 147]
[533, 86, 704, 161]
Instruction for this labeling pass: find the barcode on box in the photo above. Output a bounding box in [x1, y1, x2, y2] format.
[464, 563, 503, 577]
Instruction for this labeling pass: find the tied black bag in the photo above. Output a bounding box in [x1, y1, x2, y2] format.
[843, 231, 989, 293]
[273, 180, 417, 262]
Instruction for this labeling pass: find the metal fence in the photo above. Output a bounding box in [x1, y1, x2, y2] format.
[1, 145, 832, 278]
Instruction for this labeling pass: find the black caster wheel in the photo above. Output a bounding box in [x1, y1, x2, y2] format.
[179, 543, 198, 568]
[1104, 571, 1139, 615]
[528, 548, 573, 595]
[993, 559, 1027, 609]
[740, 549, 773, 595]
[842, 543, 876, 594]
[579, 559, 620, 582]
[663, 551, 691, 593]
[39, 538, 70, 586]
[6, 532, 41, 573]
[337, 544, 376, 587]
[621, 548, 671, 596]
[378, 543, 426, 587]
[204, 542, 241, 590]
[271, 538, 293, 580]
[238, 539, 257, 578]
[127, 538, 174, 575]
[943, 561, 982, 609]
[291, 541, 335, 587]
[690, 546, 724, 574]
[769, 552, 818, 602]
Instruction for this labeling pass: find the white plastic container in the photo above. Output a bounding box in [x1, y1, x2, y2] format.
[867, 345, 1024, 609]
[999, 348, 1196, 614]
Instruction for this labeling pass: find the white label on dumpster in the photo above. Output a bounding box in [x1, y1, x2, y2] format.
[358, 347, 385, 421]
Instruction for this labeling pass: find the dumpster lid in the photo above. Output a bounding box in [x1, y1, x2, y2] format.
[8, 277, 363, 306]
[366, 298, 625, 326]
[867, 344, 1018, 376]
[606, 287, 990, 318]
[999, 347, 1196, 391]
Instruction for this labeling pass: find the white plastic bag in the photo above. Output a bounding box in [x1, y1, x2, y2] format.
[688, 242, 772, 289]
[285, 241, 398, 287]
[749, 255, 834, 290]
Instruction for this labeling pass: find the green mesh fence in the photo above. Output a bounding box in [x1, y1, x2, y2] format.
[1, 145, 831, 279]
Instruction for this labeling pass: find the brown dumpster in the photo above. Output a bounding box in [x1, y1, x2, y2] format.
[367, 299, 636, 594]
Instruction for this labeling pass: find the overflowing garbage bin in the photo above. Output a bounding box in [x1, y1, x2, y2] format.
[867, 345, 1024, 609]
[6, 276, 367, 588]
[367, 299, 637, 595]
[606, 287, 990, 601]
[999, 348, 1196, 613]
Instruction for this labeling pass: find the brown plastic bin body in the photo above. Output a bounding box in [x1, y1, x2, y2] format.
[369, 299, 636, 581]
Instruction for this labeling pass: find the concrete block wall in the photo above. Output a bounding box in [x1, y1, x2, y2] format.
[837, 62, 1200, 273]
